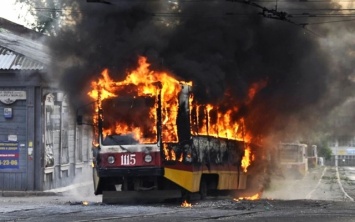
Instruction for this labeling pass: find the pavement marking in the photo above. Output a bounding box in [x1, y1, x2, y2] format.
[335, 166, 354, 201]
[306, 167, 327, 199]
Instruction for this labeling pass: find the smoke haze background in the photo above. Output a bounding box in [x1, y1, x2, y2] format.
[44, 0, 355, 144]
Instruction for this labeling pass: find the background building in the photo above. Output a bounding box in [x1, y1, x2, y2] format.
[327, 98, 355, 166]
[0, 18, 92, 191]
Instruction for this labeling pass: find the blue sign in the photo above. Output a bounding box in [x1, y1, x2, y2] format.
[4, 108, 12, 119]
[0, 142, 19, 169]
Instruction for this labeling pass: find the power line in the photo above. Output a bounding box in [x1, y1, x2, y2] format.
[252, 0, 355, 2]
[279, 9, 355, 11]
[306, 18, 355, 25]
[290, 14, 355, 17]
[32, 1, 355, 25]
[226, 1, 319, 37]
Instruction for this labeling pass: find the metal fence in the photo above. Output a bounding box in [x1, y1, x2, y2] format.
[324, 155, 355, 166]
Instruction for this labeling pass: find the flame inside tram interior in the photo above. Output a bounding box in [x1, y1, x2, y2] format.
[87, 57, 266, 201]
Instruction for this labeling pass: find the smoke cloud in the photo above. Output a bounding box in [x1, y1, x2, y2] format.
[46, 0, 355, 142]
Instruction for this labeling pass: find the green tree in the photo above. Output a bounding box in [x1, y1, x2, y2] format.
[317, 141, 332, 160]
[15, 0, 77, 35]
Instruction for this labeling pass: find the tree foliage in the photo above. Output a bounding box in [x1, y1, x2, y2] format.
[317, 141, 332, 160]
[15, 0, 76, 35]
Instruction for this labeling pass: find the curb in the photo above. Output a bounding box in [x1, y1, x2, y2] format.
[1, 190, 60, 197]
[0, 181, 92, 197]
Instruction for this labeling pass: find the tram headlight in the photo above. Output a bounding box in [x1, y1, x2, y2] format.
[144, 154, 152, 163]
[107, 156, 115, 164]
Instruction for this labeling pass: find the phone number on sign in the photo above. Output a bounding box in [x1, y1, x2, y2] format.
[0, 160, 18, 166]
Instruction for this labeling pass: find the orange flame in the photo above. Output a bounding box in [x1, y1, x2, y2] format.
[82, 201, 89, 206]
[234, 193, 260, 201]
[181, 200, 192, 207]
[88, 56, 188, 143]
[241, 145, 252, 173]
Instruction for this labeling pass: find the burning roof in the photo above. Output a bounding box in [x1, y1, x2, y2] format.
[88, 56, 263, 143]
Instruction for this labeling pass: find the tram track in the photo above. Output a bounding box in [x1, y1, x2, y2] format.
[335, 166, 354, 201]
[306, 166, 355, 201]
[306, 167, 327, 199]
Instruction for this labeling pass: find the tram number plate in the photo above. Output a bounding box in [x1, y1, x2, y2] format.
[120, 154, 136, 166]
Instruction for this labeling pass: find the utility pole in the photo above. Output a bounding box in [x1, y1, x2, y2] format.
[335, 139, 338, 167]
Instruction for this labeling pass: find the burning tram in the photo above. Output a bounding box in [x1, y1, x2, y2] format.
[85, 57, 260, 203]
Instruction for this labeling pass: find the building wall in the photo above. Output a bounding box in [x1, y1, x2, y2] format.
[0, 72, 41, 191]
[0, 72, 93, 191]
[326, 98, 355, 166]
[42, 92, 93, 191]
[0, 20, 93, 191]
[0, 95, 28, 190]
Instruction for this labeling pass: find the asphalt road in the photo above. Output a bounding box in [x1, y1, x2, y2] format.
[1, 166, 355, 222]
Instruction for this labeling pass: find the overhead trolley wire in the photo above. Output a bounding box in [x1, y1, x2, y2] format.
[32, 1, 355, 24]
[306, 18, 355, 24]
[227, 0, 355, 36]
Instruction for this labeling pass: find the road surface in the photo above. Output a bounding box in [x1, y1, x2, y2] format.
[1, 166, 355, 222]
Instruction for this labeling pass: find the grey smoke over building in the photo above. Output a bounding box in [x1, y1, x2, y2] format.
[46, 0, 355, 142]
